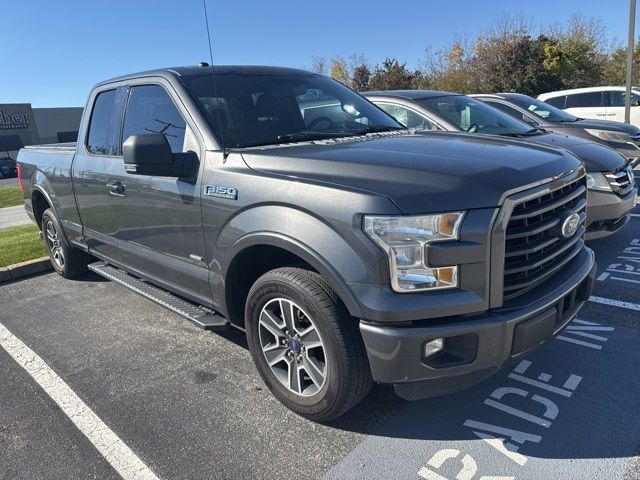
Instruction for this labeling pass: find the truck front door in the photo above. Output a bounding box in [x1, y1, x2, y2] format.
[106, 81, 211, 306]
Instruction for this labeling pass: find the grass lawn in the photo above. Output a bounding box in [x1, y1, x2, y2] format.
[0, 187, 23, 208]
[0, 224, 47, 267]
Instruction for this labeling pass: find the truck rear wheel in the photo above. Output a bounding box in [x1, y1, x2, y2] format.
[41, 208, 90, 279]
[245, 267, 373, 421]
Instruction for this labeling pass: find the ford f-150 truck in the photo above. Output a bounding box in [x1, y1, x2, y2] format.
[17, 65, 596, 420]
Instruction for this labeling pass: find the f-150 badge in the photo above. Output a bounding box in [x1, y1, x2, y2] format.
[204, 185, 238, 200]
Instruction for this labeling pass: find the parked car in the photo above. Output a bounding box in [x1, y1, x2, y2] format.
[538, 86, 640, 127]
[0, 158, 17, 178]
[364, 90, 637, 239]
[471, 93, 640, 168]
[18, 66, 595, 420]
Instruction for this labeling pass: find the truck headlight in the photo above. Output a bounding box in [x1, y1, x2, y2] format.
[585, 129, 631, 144]
[363, 212, 464, 292]
[586, 172, 612, 192]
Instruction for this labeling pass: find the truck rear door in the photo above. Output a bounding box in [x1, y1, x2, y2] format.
[72, 86, 124, 259]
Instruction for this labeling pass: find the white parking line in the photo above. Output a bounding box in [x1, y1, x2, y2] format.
[629, 214, 640, 218]
[588, 295, 640, 312]
[0, 322, 159, 480]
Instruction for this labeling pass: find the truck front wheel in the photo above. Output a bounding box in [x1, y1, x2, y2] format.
[245, 267, 373, 421]
[41, 208, 90, 279]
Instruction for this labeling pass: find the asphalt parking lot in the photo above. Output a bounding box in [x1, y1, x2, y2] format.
[1, 206, 639, 480]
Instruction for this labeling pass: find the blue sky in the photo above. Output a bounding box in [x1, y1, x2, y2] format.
[1, 0, 635, 107]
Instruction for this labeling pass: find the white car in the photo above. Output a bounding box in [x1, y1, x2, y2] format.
[538, 86, 640, 127]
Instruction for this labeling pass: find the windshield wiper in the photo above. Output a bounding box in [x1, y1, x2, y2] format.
[237, 127, 406, 148]
[500, 128, 544, 137]
[275, 131, 355, 143]
[352, 125, 407, 135]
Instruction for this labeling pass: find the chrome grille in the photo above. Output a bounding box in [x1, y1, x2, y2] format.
[605, 165, 635, 196]
[503, 176, 587, 301]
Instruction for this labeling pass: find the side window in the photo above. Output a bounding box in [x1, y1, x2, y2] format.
[376, 103, 437, 130]
[565, 92, 604, 108]
[87, 89, 118, 155]
[487, 101, 539, 125]
[608, 91, 640, 107]
[123, 85, 187, 153]
[544, 96, 566, 109]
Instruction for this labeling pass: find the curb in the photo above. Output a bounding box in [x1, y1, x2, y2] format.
[0, 257, 52, 284]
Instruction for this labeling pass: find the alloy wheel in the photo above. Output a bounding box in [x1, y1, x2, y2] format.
[258, 298, 327, 396]
[45, 220, 65, 269]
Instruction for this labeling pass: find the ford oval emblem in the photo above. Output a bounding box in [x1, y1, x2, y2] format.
[561, 213, 581, 238]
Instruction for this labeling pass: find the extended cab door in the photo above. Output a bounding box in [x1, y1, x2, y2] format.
[105, 80, 211, 306]
[72, 86, 125, 258]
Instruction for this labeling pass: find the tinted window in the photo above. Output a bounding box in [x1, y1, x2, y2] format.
[508, 95, 576, 122]
[180, 72, 402, 148]
[87, 89, 118, 155]
[417, 95, 532, 135]
[544, 96, 566, 109]
[565, 92, 604, 108]
[376, 103, 438, 130]
[485, 101, 538, 126]
[608, 91, 640, 107]
[123, 85, 186, 153]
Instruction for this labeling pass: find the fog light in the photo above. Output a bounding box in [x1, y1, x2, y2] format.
[423, 338, 444, 358]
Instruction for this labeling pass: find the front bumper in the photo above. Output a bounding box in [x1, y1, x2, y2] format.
[359, 247, 596, 401]
[585, 187, 637, 240]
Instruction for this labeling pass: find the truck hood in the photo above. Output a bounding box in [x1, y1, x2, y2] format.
[240, 132, 582, 214]
[524, 132, 626, 172]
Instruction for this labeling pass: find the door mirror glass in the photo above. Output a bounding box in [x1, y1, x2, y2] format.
[123, 134, 193, 177]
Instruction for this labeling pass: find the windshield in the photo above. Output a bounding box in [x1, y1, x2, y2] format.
[180, 72, 403, 148]
[416, 95, 534, 136]
[508, 95, 577, 122]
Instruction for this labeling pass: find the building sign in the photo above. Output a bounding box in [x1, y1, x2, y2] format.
[0, 108, 32, 130]
[0, 104, 39, 149]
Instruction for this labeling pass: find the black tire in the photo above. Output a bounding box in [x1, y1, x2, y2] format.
[41, 208, 90, 279]
[245, 267, 373, 421]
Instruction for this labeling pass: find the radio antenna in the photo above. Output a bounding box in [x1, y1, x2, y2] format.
[202, 0, 226, 153]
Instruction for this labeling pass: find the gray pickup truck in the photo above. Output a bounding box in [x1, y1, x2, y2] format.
[17, 65, 596, 420]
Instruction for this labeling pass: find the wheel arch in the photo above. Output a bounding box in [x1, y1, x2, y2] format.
[222, 233, 365, 327]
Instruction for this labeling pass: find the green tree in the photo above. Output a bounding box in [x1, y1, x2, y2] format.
[603, 42, 640, 85]
[472, 34, 560, 95]
[351, 63, 371, 91]
[545, 14, 609, 88]
[369, 58, 418, 90]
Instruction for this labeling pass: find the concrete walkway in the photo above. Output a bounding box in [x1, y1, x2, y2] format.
[0, 205, 31, 228]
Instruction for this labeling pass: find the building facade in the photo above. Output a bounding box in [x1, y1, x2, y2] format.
[0, 103, 83, 157]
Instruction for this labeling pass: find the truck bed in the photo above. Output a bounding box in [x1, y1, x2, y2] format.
[17, 142, 78, 231]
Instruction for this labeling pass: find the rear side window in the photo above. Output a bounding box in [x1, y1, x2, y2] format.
[608, 91, 640, 107]
[87, 89, 118, 155]
[486, 101, 540, 126]
[123, 85, 187, 153]
[544, 96, 566, 109]
[565, 92, 603, 108]
[376, 103, 438, 130]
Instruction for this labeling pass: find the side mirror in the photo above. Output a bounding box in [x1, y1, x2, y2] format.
[122, 134, 195, 178]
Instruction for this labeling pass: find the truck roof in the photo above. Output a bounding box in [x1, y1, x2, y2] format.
[95, 65, 314, 88]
